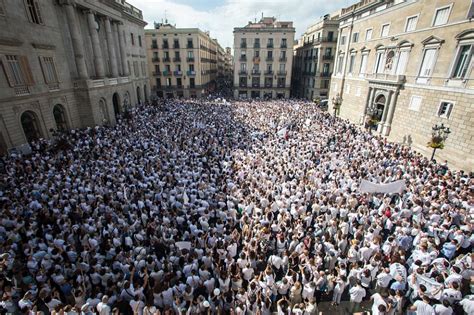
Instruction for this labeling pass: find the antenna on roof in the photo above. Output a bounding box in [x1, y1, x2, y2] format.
[165, 10, 168, 24]
[261, 12, 263, 19]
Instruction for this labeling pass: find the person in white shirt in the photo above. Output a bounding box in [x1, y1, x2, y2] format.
[96, 295, 111, 315]
[348, 281, 366, 313]
[434, 300, 453, 315]
[409, 294, 435, 315]
[371, 292, 388, 315]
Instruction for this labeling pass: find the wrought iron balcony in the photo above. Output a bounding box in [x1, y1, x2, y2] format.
[186, 70, 196, 76]
[174, 70, 183, 76]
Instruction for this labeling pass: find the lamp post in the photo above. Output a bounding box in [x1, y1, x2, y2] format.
[428, 123, 451, 161]
[332, 93, 342, 117]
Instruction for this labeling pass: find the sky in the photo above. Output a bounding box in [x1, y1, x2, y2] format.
[127, 0, 357, 52]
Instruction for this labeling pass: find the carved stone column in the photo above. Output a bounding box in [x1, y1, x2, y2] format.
[86, 10, 105, 78]
[104, 17, 119, 77]
[62, 0, 88, 79]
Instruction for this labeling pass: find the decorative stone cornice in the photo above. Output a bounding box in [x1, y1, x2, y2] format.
[0, 37, 23, 47]
[32, 43, 56, 50]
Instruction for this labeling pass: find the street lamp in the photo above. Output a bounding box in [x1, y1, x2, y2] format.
[427, 123, 451, 161]
[332, 93, 342, 117]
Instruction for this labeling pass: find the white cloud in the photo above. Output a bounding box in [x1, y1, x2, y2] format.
[127, 0, 353, 51]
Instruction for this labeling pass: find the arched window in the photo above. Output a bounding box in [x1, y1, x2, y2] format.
[21, 111, 42, 142]
[53, 104, 68, 132]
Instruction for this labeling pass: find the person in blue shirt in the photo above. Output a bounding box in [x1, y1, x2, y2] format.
[441, 239, 458, 260]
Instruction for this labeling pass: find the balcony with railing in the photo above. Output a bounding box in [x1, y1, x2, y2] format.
[152, 57, 159, 62]
[277, 83, 286, 88]
[322, 54, 334, 60]
[162, 44, 169, 49]
[187, 43, 194, 48]
[239, 56, 247, 61]
[277, 70, 287, 76]
[187, 57, 195, 62]
[267, 43, 274, 48]
[320, 72, 332, 77]
[264, 70, 273, 76]
[151, 44, 158, 49]
[264, 82, 273, 88]
[238, 70, 248, 75]
[174, 70, 183, 76]
[366, 73, 406, 84]
[173, 57, 181, 62]
[240, 43, 247, 48]
[265, 57, 273, 62]
[162, 70, 171, 76]
[253, 43, 260, 48]
[252, 83, 260, 88]
[163, 57, 171, 62]
[253, 57, 260, 63]
[239, 83, 247, 87]
[280, 43, 287, 48]
[279, 57, 287, 62]
[152, 71, 161, 76]
[187, 70, 196, 76]
[251, 70, 261, 75]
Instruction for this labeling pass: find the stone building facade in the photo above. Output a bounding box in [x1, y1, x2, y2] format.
[233, 17, 295, 99]
[224, 47, 233, 79]
[329, 0, 474, 170]
[0, 0, 150, 155]
[292, 13, 339, 100]
[145, 24, 222, 99]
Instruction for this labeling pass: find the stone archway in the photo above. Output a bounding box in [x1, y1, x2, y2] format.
[53, 104, 69, 132]
[21, 111, 43, 143]
[112, 93, 121, 117]
[373, 94, 386, 121]
[123, 91, 130, 109]
[136, 86, 142, 104]
[99, 98, 109, 124]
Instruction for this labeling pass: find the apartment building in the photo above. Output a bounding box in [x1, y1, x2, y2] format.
[329, 0, 474, 170]
[233, 17, 295, 99]
[145, 23, 222, 98]
[292, 13, 340, 100]
[0, 0, 149, 155]
[224, 47, 233, 79]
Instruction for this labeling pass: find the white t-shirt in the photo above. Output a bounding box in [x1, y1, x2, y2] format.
[96, 302, 111, 315]
[413, 300, 435, 315]
[371, 293, 387, 315]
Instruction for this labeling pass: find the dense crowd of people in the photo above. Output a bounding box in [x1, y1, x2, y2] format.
[0, 99, 472, 315]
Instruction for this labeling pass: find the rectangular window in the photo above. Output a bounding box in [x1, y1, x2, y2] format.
[405, 15, 418, 32]
[433, 6, 450, 26]
[395, 50, 410, 75]
[156, 78, 161, 87]
[133, 61, 139, 77]
[39, 56, 59, 84]
[190, 77, 195, 88]
[375, 52, 385, 73]
[1, 55, 34, 86]
[381, 24, 390, 37]
[279, 63, 285, 71]
[138, 35, 142, 47]
[348, 54, 356, 74]
[281, 38, 287, 48]
[359, 54, 368, 75]
[323, 63, 330, 74]
[189, 64, 194, 71]
[0, 0, 5, 16]
[408, 95, 422, 112]
[337, 55, 344, 73]
[437, 101, 454, 118]
[452, 45, 472, 79]
[187, 39, 193, 48]
[352, 32, 359, 43]
[340, 36, 346, 45]
[151, 39, 158, 48]
[131, 33, 135, 45]
[365, 29, 373, 41]
[418, 48, 436, 77]
[24, 0, 43, 25]
[173, 39, 179, 48]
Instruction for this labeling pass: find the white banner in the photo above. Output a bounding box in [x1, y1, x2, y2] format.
[359, 179, 406, 194]
[415, 274, 444, 300]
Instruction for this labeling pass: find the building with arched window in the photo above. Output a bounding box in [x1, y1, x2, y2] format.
[328, 0, 474, 171]
[0, 0, 150, 154]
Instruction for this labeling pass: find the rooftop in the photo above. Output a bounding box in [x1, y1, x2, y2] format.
[234, 16, 295, 32]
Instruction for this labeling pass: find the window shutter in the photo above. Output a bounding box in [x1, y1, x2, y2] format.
[38, 56, 49, 84]
[0, 55, 16, 87]
[33, 0, 43, 24]
[19, 56, 34, 85]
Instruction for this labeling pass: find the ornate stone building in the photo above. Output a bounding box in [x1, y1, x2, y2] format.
[291, 13, 340, 100]
[233, 17, 295, 99]
[329, 0, 474, 170]
[145, 23, 222, 99]
[0, 0, 150, 155]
